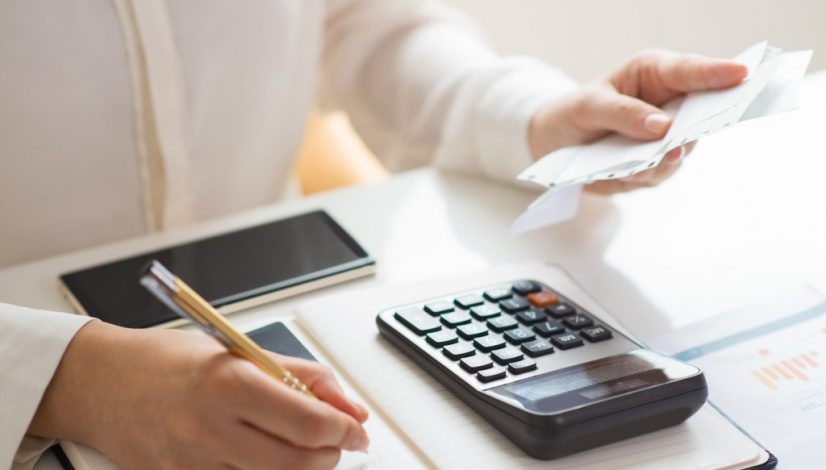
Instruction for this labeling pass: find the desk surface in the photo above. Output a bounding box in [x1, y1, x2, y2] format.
[5, 71, 825, 469]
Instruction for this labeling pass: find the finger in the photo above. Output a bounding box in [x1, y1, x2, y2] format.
[682, 140, 697, 157]
[277, 355, 369, 423]
[585, 179, 649, 195]
[663, 140, 695, 163]
[585, 153, 683, 195]
[656, 52, 747, 93]
[625, 155, 683, 186]
[232, 361, 369, 452]
[663, 145, 685, 163]
[223, 421, 341, 470]
[576, 90, 673, 140]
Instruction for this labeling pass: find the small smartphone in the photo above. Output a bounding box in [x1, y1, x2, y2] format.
[59, 210, 375, 328]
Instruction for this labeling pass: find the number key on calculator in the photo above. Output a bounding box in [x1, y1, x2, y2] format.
[381, 280, 623, 385]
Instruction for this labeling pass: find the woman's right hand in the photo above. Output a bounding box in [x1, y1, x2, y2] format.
[28, 320, 369, 470]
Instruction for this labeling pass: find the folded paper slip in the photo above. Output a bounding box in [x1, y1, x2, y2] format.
[518, 42, 812, 190]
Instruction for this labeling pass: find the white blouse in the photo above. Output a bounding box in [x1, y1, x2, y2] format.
[0, 0, 576, 467]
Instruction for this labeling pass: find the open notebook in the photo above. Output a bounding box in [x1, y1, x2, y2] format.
[294, 263, 773, 469]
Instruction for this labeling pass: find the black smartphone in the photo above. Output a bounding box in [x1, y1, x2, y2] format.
[59, 210, 374, 328]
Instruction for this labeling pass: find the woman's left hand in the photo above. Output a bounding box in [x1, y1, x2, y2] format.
[528, 50, 747, 195]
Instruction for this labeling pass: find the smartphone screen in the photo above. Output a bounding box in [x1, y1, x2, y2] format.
[60, 210, 374, 328]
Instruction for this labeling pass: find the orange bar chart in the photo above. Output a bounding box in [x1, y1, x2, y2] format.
[751, 351, 819, 390]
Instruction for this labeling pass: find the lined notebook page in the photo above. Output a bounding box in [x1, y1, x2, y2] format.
[295, 264, 765, 469]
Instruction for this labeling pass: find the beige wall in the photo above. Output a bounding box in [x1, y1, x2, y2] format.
[445, 0, 825, 81]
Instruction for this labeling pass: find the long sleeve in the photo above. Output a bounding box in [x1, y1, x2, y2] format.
[0, 305, 93, 470]
[321, 0, 578, 185]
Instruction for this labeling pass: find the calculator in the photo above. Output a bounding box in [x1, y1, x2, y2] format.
[376, 279, 708, 459]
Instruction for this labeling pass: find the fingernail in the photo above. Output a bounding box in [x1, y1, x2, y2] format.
[665, 146, 685, 162]
[354, 403, 370, 421]
[643, 113, 671, 135]
[347, 429, 370, 452]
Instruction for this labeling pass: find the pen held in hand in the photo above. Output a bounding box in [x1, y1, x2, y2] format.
[139, 259, 316, 399]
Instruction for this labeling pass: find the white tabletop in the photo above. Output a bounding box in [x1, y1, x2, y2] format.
[7, 70, 825, 469]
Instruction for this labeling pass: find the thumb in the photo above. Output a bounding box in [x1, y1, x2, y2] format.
[657, 53, 748, 93]
[582, 91, 672, 141]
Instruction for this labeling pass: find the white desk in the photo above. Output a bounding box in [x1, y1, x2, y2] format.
[5, 70, 824, 469]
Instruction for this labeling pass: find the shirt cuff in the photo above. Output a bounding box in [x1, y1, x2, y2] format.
[0, 305, 93, 470]
[12, 437, 55, 470]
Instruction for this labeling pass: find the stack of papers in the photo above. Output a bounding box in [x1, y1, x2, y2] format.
[512, 41, 812, 234]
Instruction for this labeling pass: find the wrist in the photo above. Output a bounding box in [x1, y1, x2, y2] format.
[528, 106, 555, 159]
[27, 320, 127, 446]
[527, 96, 581, 160]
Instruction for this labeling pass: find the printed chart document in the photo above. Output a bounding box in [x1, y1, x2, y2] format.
[648, 286, 826, 470]
[512, 41, 812, 234]
[294, 263, 771, 469]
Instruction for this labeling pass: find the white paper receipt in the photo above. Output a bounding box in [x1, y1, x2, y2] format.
[511, 41, 812, 234]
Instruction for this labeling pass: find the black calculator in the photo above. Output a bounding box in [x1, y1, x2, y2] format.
[376, 279, 708, 459]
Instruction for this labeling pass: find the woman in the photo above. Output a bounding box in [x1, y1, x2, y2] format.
[0, 1, 746, 469]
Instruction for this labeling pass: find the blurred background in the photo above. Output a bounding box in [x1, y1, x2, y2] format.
[444, 0, 825, 81]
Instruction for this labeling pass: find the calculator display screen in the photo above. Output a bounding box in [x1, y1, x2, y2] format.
[490, 350, 696, 413]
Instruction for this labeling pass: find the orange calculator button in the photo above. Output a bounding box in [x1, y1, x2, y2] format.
[527, 291, 559, 307]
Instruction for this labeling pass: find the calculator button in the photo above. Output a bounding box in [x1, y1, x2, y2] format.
[455, 294, 485, 309]
[500, 298, 530, 313]
[426, 330, 459, 347]
[473, 336, 507, 352]
[512, 280, 542, 296]
[487, 316, 519, 332]
[457, 323, 489, 339]
[443, 342, 476, 360]
[508, 359, 537, 375]
[483, 287, 513, 302]
[551, 333, 585, 350]
[521, 339, 554, 357]
[527, 290, 560, 307]
[533, 320, 565, 337]
[516, 308, 546, 325]
[476, 367, 507, 383]
[394, 307, 442, 335]
[470, 304, 501, 320]
[424, 300, 455, 316]
[546, 302, 576, 318]
[580, 325, 613, 342]
[460, 355, 494, 372]
[491, 347, 524, 365]
[563, 314, 594, 330]
[504, 327, 536, 345]
[440, 311, 473, 327]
